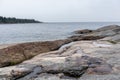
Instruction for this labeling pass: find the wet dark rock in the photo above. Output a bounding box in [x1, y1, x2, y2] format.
[74, 29, 93, 34]
[0, 61, 12, 67]
[63, 66, 88, 77]
[69, 35, 104, 41]
[45, 66, 88, 78]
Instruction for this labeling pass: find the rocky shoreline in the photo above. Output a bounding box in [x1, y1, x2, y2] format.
[0, 25, 120, 80]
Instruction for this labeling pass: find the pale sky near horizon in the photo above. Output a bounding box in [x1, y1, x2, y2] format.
[0, 0, 120, 22]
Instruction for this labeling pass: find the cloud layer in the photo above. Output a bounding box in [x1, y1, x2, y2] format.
[0, 0, 120, 22]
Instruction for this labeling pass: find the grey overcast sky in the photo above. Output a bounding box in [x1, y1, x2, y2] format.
[0, 0, 120, 22]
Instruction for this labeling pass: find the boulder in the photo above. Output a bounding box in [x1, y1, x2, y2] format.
[89, 25, 120, 37]
[96, 25, 120, 32]
[0, 39, 71, 67]
[73, 25, 120, 41]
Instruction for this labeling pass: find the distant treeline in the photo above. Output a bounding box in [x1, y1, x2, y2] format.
[0, 16, 41, 24]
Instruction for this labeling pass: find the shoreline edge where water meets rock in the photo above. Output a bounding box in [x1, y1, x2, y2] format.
[0, 25, 120, 80]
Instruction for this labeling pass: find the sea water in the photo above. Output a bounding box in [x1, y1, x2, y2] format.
[0, 22, 120, 44]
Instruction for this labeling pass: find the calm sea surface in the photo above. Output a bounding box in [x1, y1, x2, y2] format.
[0, 22, 120, 44]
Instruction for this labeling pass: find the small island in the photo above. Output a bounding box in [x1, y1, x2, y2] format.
[0, 16, 41, 24]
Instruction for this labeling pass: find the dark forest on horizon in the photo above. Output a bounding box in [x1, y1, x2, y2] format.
[0, 16, 41, 24]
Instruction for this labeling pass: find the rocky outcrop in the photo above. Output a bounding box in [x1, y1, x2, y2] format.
[92, 25, 120, 37]
[96, 25, 120, 32]
[0, 35, 105, 68]
[0, 40, 118, 80]
[70, 25, 120, 43]
[0, 27, 105, 68]
[0, 39, 71, 67]
[0, 34, 105, 68]
[0, 25, 120, 80]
